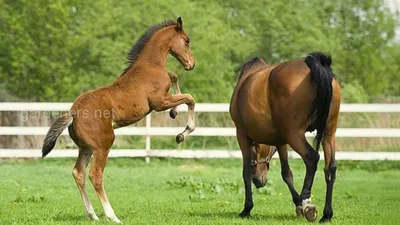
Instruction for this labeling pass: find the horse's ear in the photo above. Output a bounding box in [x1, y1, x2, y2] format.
[176, 17, 183, 31]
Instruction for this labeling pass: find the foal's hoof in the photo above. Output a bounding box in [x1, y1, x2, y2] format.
[304, 205, 317, 222]
[296, 206, 304, 217]
[169, 109, 178, 119]
[176, 133, 185, 144]
[86, 213, 99, 221]
[106, 216, 123, 223]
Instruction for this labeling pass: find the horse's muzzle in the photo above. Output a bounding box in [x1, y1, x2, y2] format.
[252, 177, 267, 188]
[185, 62, 195, 71]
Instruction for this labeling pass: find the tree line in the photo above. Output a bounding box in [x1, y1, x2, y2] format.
[0, 0, 399, 103]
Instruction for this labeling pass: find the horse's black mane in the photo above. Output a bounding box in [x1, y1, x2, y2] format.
[123, 20, 177, 73]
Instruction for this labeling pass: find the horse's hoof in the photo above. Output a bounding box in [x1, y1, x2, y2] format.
[169, 109, 178, 119]
[296, 206, 304, 217]
[319, 214, 332, 223]
[319, 216, 331, 223]
[176, 133, 185, 144]
[304, 205, 317, 222]
[239, 210, 251, 218]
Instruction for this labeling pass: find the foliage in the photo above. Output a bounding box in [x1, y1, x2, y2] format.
[0, 0, 399, 102]
[341, 80, 370, 102]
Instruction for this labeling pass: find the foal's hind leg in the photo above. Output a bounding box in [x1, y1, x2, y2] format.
[72, 148, 99, 220]
[276, 145, 303, 217]
[287, 135, 320, 222]
[89, 148, 122, 223]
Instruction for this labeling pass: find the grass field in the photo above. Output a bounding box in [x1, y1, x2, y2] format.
[1, 158, 400, 225]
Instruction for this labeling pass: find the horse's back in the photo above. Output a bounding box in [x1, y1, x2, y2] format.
[230, 56, 340, 145]
[268, 59, 312, 97]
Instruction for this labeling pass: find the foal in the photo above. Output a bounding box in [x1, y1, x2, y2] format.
[42, 17, 195, 223]
[230, 52, 340, 222]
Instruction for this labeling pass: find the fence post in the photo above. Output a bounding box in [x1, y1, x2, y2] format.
[145, 114, 151, 163]
[17, 113, 24, 149]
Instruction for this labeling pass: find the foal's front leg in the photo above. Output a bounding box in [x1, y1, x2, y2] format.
[153, 93, 195, 143]
[167, 71, 181, 119]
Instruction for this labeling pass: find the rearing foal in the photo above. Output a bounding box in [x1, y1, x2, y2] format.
[230, 52, 341, 222]
[42, 17, 195, 223]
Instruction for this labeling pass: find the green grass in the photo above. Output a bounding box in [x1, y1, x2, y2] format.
[1, 158, 400, 225]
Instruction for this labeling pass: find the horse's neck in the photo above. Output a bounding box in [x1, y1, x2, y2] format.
[117, 29, 173, 83]
[122, 45, 169, 79]
[115, 46, 169, 84]
[138, 32, 171, 69]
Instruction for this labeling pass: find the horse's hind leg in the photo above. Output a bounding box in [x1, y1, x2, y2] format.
[320, 133, 337, 222]
[72, 147, 99, 220]
[89, 148, 122, 223]
[276, 145, 303, 217]
[287, 135, 320, 222]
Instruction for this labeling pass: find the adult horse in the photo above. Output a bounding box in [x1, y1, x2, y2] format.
[42, 17, 195, 223]
[230, 52, 341, 222]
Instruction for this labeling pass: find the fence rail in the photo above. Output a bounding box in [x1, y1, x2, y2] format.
[1, 149, 400, 161]
[1, 126, 400, 137]
[1, 103, 399, 160]
[1, 102, 400, 112]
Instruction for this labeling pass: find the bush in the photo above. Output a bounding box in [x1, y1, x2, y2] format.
[341, 81, 370, 103]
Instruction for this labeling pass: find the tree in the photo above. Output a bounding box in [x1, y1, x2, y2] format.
[0, 0, 398, 103]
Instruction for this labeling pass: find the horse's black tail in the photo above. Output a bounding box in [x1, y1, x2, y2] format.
[305, 52, 335, 151]
[42, 113, 73, 157]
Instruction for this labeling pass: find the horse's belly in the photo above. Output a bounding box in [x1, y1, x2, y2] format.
[238, 94, 284, 145]
[112, 105, 150, 128]
[242, 113, 283, 145]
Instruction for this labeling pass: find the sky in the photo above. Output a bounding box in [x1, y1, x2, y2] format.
[386, 0, 400, 40]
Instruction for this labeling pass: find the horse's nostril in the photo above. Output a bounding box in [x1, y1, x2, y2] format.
[253, 177, 266, 188]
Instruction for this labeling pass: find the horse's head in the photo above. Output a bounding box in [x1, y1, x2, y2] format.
[169, 17, 195, 71]
[251, 144, 276, 188]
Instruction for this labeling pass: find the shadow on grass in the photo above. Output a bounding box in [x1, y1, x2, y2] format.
[188, 211, 297, 221]
[53, 213, 91, 223]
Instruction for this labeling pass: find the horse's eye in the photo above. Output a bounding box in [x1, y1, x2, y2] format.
[185, 38, 190, 45]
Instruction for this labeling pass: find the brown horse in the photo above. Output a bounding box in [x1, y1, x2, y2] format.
[230, 52, 340, 222]
[41, 17, 195, 223]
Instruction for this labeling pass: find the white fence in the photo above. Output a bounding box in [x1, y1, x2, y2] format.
[0, 102, 400, 160]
